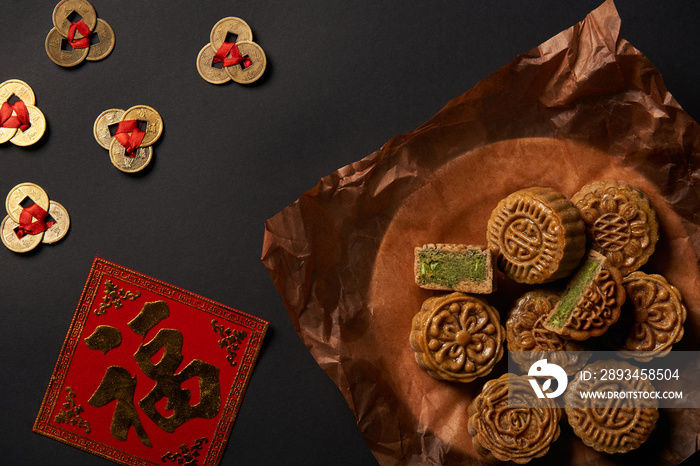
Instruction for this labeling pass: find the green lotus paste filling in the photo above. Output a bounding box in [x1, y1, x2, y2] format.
[546, 257, 602, 328]
[418, 249, 486, 288]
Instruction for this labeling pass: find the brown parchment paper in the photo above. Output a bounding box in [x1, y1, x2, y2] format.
[262, 1, 700, 464]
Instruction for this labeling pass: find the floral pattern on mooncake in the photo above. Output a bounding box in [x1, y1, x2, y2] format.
[410, 292, 504, 383]
[572, 180, 658, 276]
[609, 272, 687, 362]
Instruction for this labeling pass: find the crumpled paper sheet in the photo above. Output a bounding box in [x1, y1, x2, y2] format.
[261, 1, 700, 464]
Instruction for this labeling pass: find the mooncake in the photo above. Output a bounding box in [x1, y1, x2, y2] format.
[409, 292, 504, 383]
[572, 180, 659, 276]
[506, 290, 590, 374]
[611, 272, 687, 361]
[468, 373, 561, 463]
[487, 187, 586, 284]
[543, 250, 625, 340]
[414, 243, 495, 294]
[564, 360, 659, 454]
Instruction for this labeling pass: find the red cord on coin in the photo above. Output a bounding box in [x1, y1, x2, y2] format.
[15, 203, 55, 238]
[212, 42, 252, 68]
[0, 101, 30, 131]
[67, 20, 92, 49]
[114, 120, 145, 157]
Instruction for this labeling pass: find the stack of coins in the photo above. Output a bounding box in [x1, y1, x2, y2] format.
[0, 79, 47, 147]
[196, 17, 267, 85]
[93, 105, 164, 173]
[2, 183, 70, 253]
[45, 0, 115, 67]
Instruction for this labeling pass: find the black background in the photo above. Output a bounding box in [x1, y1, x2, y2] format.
[1, 1, 698, 465]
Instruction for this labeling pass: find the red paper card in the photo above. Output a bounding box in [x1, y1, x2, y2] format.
[33, 257, 269, 465]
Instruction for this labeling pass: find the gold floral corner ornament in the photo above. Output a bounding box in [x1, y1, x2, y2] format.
[212, 320, 248, 366]
[162, 437, 209, 465]
[95, 279, 141, 315]
[53, 387, 91, 434]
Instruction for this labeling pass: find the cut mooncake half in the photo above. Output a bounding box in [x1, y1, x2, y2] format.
[414, 243, 495, 294]
[543, 250, 625, 340]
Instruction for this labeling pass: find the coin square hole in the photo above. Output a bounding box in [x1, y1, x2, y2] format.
[90, 32, 101, 46]
[108, 123, 119, 137]
[20, 196, 36, 208]
[66, 11, 83, 23]
[60, 38, 74, 52]
[224, 32, 239, 43]
[7, 94, 20, 105]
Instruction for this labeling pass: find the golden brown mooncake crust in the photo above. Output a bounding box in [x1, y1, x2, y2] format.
[543, 250, 625, 341]
[615, 272, 687, 361]
[487, 187, 586, 284]
[571, 180, 659, 276]
[468, 373, 562, 464]
[506, 290, 590, 375]
[409, 292, 504, 383]
[564, 359, 659, 454]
